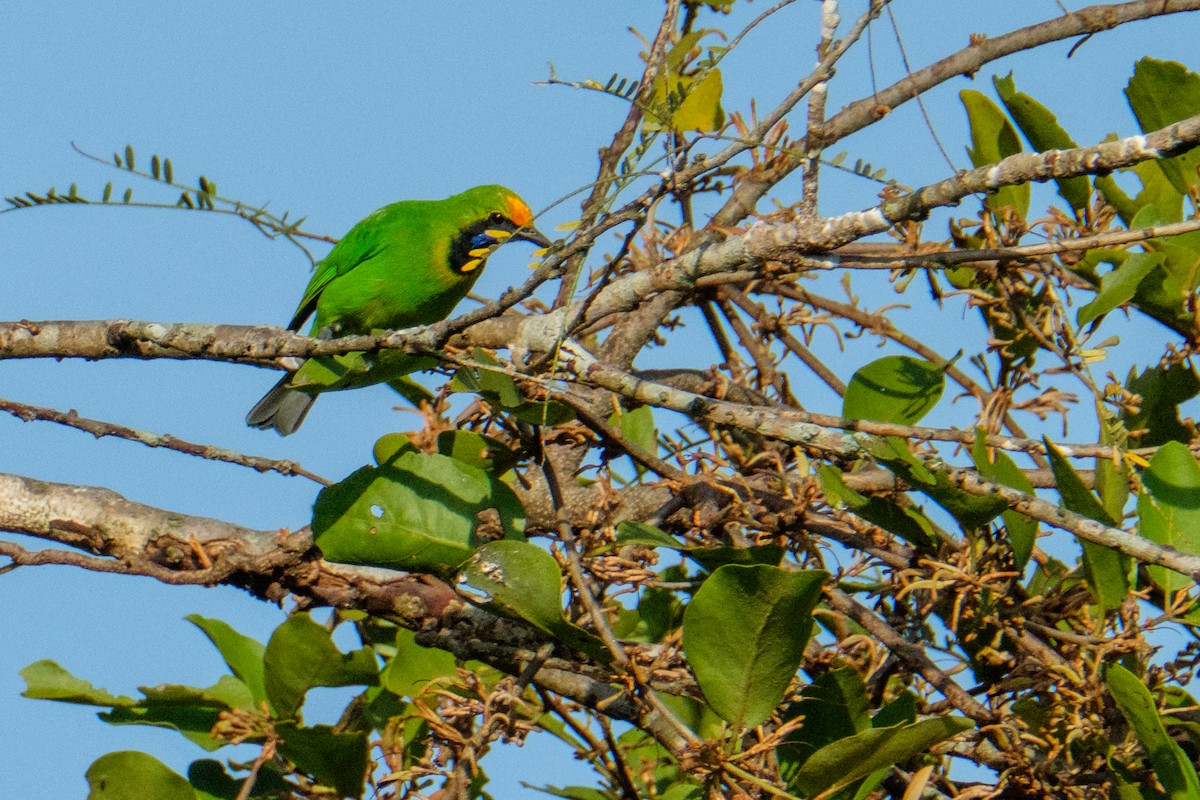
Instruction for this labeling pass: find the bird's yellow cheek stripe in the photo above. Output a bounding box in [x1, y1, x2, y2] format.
[461, 258, 484, 273]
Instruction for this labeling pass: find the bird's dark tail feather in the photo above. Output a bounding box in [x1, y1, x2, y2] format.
[246, 374, 317, 436]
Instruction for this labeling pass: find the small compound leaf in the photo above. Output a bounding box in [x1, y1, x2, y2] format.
[263, 612, 379, 719]
[185, 615, 267, 706]
[670, 68, 724, 133]
[1106, 663, 1200, 799]
[843, 355, 945, 425]
[85, 751, 195, 800]
[682, 564, 827, 728]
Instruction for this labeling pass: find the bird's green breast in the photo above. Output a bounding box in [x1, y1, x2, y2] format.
[309, 200, 480, 335]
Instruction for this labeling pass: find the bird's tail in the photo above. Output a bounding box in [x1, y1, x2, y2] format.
[246, 374, 317, 436]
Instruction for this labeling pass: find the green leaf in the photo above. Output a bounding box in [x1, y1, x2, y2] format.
[842, 355, 945, 425]
[615, 520, 684, 550]
[960, 89, 1030, 217]
[686, 544, 784, 572]
[791, 717, 974, 796]
[262, 612, 379, 719]
[100, 676, 255, 751]
[609, 404, 657, 474]
[462, 540, 609, 662]
[436, 430, 519, 475]
[681, 564, 827, 728]
[1077, 252, 1164, 326]
[380, 628, 457, 700]
[20, 660, 134, 706]
[1126, 58, 1200, 196]
[452, 351, 576, 426]
[185, 614, 268, 706]
[777, 667, 871, 784]
[276, 723, 369, 799]
[971, 430, 1037, 570]
[187, 759, 290, 800]
[1105, 663, 1200, 799]
[1045, 439, 1129, 611]
[1139, 442, 1200, 599]
[313, 447, 525, 574]
[868, 437, 1007, 530]
[1128, 363, 1200, 452]
[993, 73, 1090, 211]
[85, 751, 196, 800]
[818, 465, 941, 552]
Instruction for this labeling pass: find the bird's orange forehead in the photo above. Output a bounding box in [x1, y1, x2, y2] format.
[505, 195, 534, 228]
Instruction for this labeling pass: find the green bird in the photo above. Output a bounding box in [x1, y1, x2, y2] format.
[247, 184, 551, 435]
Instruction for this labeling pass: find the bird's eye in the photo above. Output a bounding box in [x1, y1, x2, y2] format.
[489, 212, 506, 225]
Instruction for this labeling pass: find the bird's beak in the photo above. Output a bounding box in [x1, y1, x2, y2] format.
[513, 225, 552, 249]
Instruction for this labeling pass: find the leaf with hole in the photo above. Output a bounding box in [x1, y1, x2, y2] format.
[462, 540, 609, 662]
[313, 446, 525, 574]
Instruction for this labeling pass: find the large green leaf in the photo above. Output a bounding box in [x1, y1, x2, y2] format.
[185, 615, 268, 706]
[993, 73, 1090, 211]
[961, 89, 1030, 217]
[681, 564, 827, 728]
[85, 752, 196, 800]
[275, 723, 369, 799]
[1045, 439, 1129, 611]
[776, 667, 870, 784]
[262, 612, 379, 719]
[1125, 58, 1200, 195]
[461, 540, 609, 662]
[1106, 663, 1200, 799]
[842, 355, 945, 425]
[792, 716, 974, 796]
[1139, 442, 1200, 600]
[313, 446, 525, 574]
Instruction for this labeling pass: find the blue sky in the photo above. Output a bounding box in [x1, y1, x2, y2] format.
[2, 2, 1197, 797]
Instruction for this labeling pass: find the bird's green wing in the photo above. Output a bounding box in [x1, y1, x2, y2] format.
[287, 218, 388, 331]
